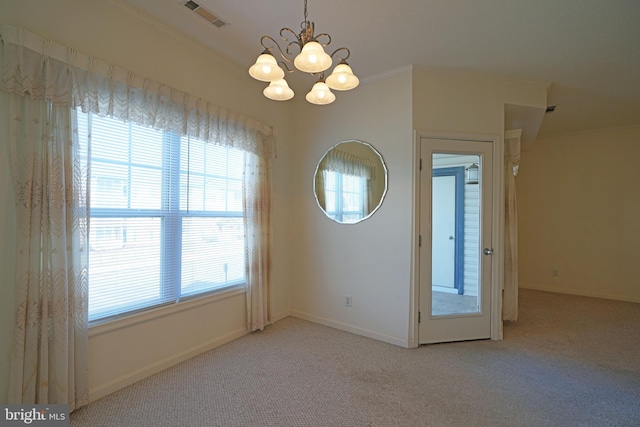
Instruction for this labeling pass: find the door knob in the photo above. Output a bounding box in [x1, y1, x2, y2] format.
[449, 236, 455, 240]
[483, 248, 494, 255]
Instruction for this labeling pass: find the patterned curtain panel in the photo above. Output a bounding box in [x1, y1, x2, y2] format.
[318, 148, 377, 180]
[6, 93, 89, 410]
[0, 25, 276, 161]
[1, 24, 276, 405]
[318, 148, 376, 217]
[243, 152, 272, 331]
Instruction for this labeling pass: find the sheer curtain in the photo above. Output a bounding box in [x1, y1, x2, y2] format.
[503, 129, 522, 321]
[0, 25, 276, 159]
[317, 148, 376, 213]
[314, 169, 326, 210]
[243, 153, 272, 331]
[5, 92, 89, 410]
[320, 148, 376, 180]
[1, 24, 276, 403]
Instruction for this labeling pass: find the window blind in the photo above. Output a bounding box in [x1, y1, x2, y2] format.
[323, 171, 365, 223]
[77, 111, 246, 322]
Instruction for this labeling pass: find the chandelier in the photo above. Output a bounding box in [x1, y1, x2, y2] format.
[248, 0, 359, 105]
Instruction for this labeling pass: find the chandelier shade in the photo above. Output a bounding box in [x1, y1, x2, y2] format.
[248, 0, 358, 105]
[293, 41, 333, 73]
[263, 79, 295, 101]
[306, 80, 336, 105]
[248, 53, 285, 82]
[326, 62, 359, 91]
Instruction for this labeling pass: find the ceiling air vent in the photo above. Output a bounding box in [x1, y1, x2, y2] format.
[545, 105, 557, 114]
[183, 1, 229, 29]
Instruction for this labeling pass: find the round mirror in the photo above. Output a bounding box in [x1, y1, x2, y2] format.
[313, 140, 388, 224]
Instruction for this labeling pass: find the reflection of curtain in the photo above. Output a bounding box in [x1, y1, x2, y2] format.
[6, 92, 89, 410]
[318, 148, 376, 214]
[243, 152, 272, 331]
[315, 169, 326, 210]
[319, 148, 376, 180]
[503, 129, 521, 321]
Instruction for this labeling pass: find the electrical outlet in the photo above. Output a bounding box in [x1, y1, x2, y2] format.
[345, 295, 352, 307]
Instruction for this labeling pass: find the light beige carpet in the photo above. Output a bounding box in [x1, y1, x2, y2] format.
[71, 289, 640, 426]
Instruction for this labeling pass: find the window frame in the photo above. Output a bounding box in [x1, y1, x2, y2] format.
[323, 170, 366, 223]
[85, 113, 247, 324]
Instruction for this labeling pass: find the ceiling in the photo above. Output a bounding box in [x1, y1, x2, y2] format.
[116, 0, 640, 138]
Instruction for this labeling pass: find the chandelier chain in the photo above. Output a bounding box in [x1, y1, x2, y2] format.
[304, 0, 308, 24]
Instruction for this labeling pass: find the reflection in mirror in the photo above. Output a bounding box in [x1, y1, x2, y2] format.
[314, 140, 387, 224]
[431, 153, 482, 316]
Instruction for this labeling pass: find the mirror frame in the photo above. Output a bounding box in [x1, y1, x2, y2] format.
[313, 139, 388, 224]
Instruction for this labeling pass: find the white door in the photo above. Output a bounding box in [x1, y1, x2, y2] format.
[431, 175, 456, 289]
[419, 138, 494, 344]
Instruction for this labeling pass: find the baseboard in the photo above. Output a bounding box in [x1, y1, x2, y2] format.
[271, 309, 292, 323]
[520, 283, 640, 304]
[88, 326, 248, 402]
[290, 310, 410, 348]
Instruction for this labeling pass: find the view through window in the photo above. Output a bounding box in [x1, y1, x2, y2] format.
[78, 112, 246, 322]
[323, 171, 365, 223]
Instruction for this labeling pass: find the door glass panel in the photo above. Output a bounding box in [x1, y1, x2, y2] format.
[431, 153, 481, 317]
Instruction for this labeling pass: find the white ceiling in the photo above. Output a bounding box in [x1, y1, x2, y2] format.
[116, 0, 640, 137]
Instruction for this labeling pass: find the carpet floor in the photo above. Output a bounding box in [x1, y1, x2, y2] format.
[71, 289, 640, 426]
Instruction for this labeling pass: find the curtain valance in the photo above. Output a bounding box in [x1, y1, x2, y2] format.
[0, 24, 276, 159]
[319, 148, 377, 180]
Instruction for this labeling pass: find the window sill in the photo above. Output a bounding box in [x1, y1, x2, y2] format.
[89, 284, 246, 337]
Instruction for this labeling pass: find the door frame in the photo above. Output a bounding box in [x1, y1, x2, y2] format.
[431, 166, 465, 294]
[409, 130, 504, 348]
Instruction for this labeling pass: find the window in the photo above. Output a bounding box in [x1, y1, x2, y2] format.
[78, 112, 246, 322]
[323, 171, 366, 223]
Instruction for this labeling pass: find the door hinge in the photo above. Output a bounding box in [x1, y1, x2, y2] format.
[418, 311, 421, 323]
[419, 158, 423, 170]
[419, 235, 422, 247]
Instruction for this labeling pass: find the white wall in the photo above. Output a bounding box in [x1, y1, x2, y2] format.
[413, 66, 548, 135]
[0, 0, 293, 402]
[290, 67, 548, 347]
[291, 70, 415, 347]
[518, 125, 640, 303]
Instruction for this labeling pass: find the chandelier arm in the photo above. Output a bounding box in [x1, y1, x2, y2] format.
[261, 35, 297, 64]
[280, 28, 302, 45]
[278, 60, 296, 73]
[279, 27, 305, 57]
[285, 40, 302, 58]
[260, 35, 280, 51]
[314, 33, 332, 47]
[329, 47, 351, 62]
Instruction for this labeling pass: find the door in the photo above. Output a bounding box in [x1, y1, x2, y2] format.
[419, 138, 494, 344]
[431, 167, 465, 294]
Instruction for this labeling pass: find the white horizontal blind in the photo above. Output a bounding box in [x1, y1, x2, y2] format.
[77, 111, 246, 322]
[179, 136, 245, 297]
[323, 171, 365, 223]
